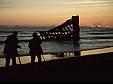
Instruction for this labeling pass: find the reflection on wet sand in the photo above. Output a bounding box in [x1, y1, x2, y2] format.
[0, 47, 113, 67]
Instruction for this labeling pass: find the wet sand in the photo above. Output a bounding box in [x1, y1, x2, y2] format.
[0, 47, 113, 82]
[0, 54, 59, 67]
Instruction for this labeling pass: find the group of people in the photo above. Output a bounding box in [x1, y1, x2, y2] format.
[3, 31, 43, 68]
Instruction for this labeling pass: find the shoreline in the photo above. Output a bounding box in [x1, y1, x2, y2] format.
[0, 47, 113, 67]
[0, 50, 113, 81]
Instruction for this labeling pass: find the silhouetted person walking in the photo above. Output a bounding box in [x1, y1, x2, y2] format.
[3, 31, 21, 68]
[28, 32, 43, 64]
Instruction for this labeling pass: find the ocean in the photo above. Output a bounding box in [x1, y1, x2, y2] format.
[0, 26, 113, 58]
[0, 26, 113, 67]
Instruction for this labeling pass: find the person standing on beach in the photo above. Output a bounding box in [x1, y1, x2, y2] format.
[3, 31, 21, 68]
[28, 32, 43, 64]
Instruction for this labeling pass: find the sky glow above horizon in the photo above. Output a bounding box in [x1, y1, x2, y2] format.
[0, 0, 113, 26]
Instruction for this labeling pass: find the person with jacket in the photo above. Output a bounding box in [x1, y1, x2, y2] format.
[3, 31, 21, 68]
[28, 32, 43, 64]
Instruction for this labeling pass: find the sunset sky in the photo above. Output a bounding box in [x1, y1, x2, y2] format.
[0, 0, 113, 27]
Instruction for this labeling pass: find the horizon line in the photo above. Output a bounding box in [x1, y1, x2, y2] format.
[0, 24, 113, 28]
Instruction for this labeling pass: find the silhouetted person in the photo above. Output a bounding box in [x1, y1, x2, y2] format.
[3, 31, 21, 68]
[28, 32, 43, 64]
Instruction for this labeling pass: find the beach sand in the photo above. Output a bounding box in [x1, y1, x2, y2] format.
[0, 54, 59, 67]
[0, 47, 113, 67]
[0, 47, 113, 81]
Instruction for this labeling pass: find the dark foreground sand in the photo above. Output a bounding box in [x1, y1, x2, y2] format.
[0, 52, 113, 82]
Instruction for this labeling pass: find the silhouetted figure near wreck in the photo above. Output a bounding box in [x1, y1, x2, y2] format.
[28, 32, 43, 64]
[3, 31, 21, 68]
